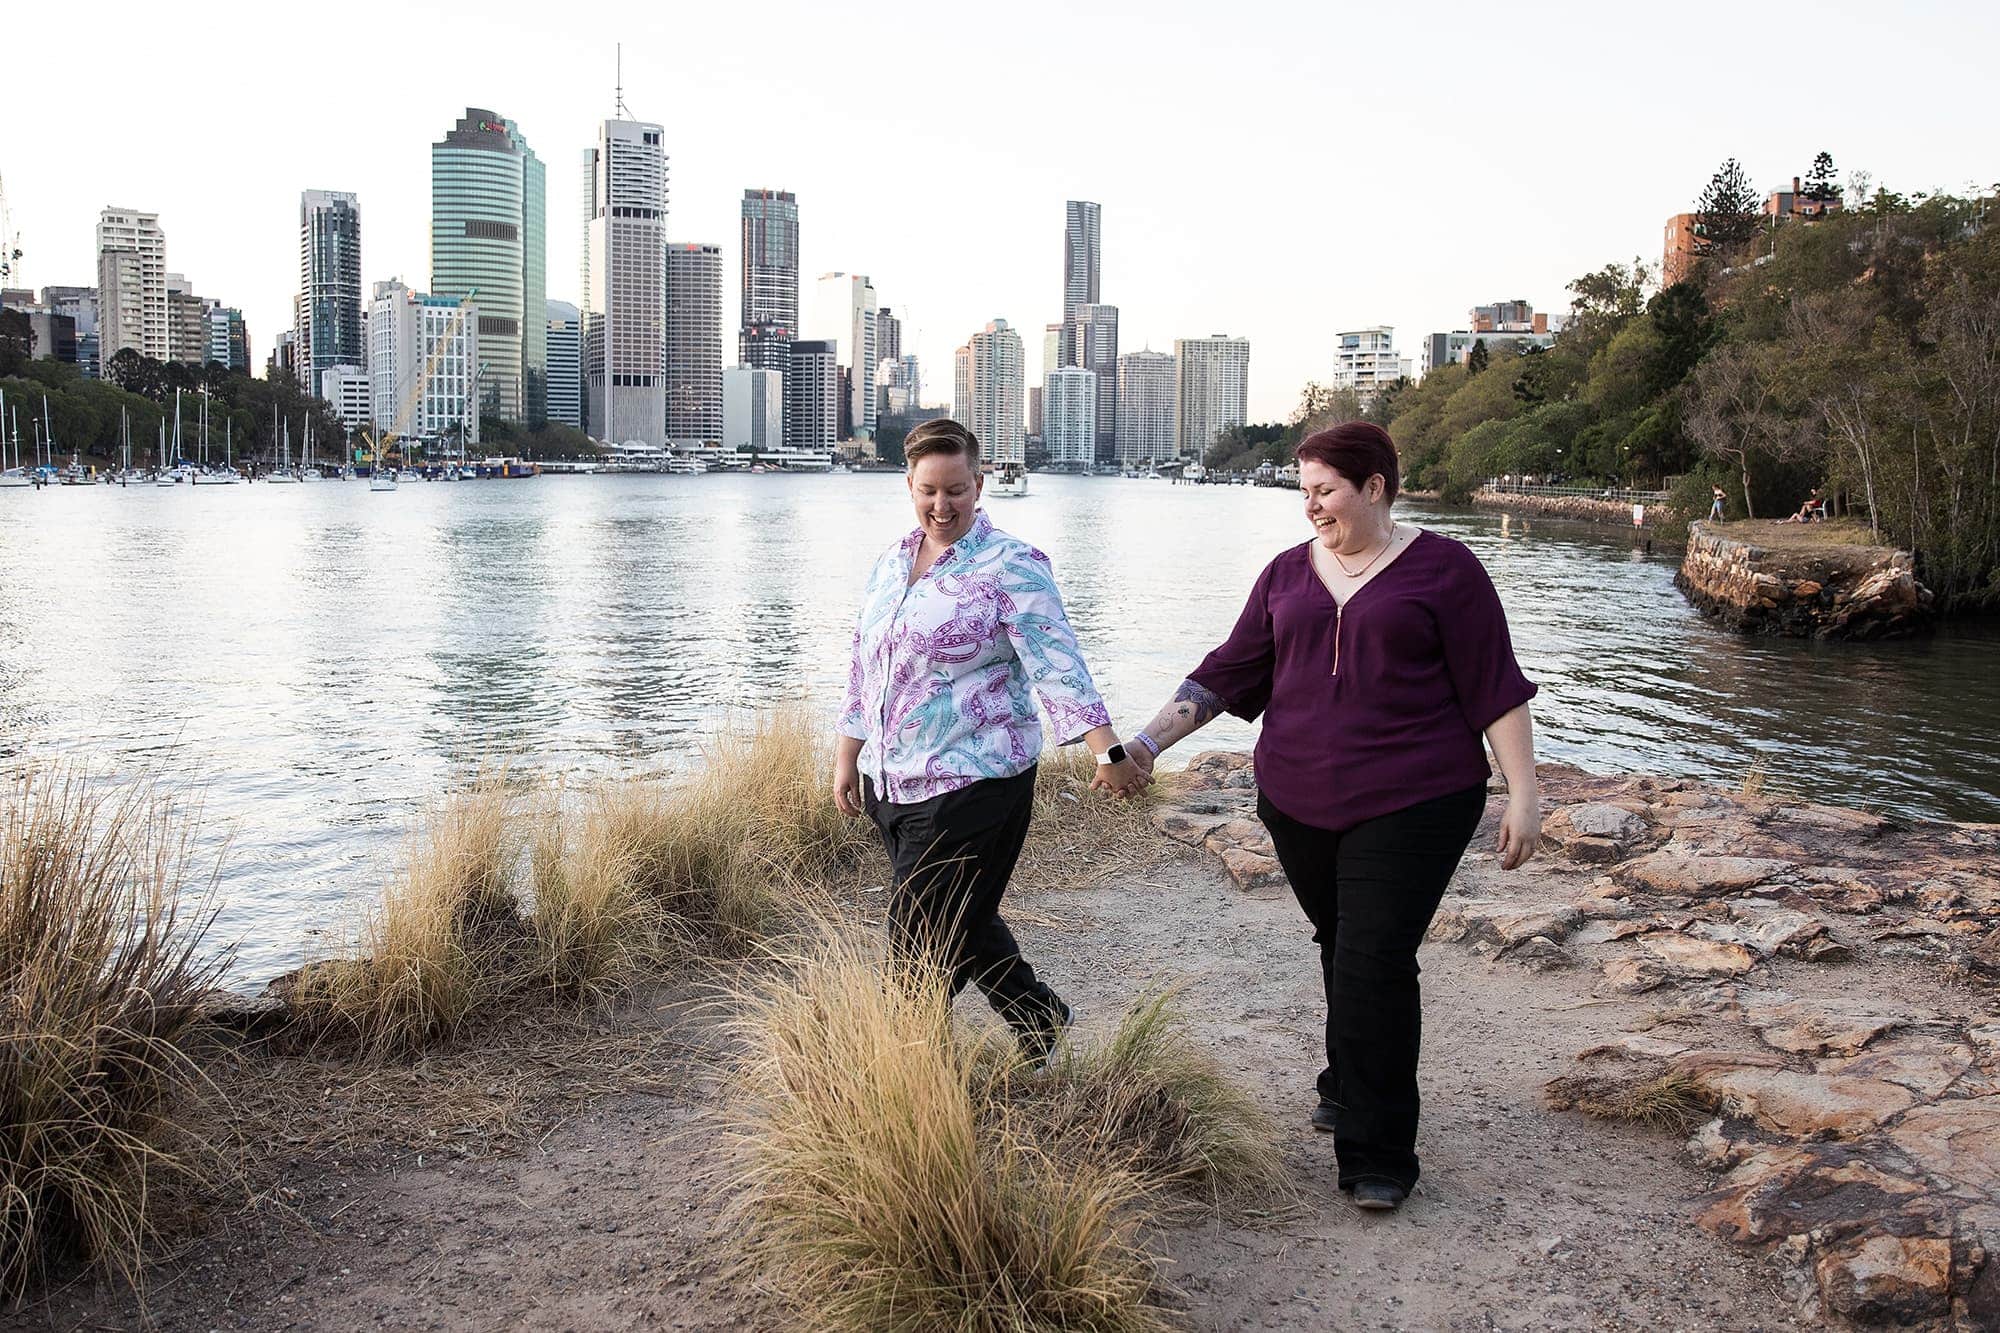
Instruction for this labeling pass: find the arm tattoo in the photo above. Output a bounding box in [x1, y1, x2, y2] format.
[1172, 678, 1226, 726]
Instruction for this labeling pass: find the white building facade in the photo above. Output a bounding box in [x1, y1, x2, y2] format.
[95, 207, 168, 369]
[785, 340, 838, 451]
[1043, 366, 1096, 470]
[1115, 349, 1177, 466]
[1174, 335, 1250, 459]
[321, 364, 372, 431]
[810, 271, 878, 440]
[1331, 327, 1409, 408]
[581, 118, 668, 444]
[723, 366, 783, 452]
[954, 319, 1025, 465]
[367, 279, 480, 448]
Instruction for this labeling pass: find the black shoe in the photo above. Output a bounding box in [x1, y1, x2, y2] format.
[1309, 1098, 1338, 1133]
[1019, 998, 1074, 1069]
[1352, 1179, 1407, 1211]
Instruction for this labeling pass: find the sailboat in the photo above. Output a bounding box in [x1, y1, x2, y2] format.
[0, 389, 31, 488]
[155, 416, 184, 484]
[267, 410, 299, 483]
[191, 390, 239, 484]
[300, 416, 324, 481]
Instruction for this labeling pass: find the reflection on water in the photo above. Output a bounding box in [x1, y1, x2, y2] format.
[1, 475, 1995, 980]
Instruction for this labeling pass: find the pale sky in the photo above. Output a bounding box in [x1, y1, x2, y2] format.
[7, 0, 1995, 422]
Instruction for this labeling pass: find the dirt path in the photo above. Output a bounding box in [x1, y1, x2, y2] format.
[16, 842, 1805, 1332]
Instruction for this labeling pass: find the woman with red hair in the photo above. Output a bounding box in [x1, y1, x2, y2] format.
[1127, 421, 1541, 1211]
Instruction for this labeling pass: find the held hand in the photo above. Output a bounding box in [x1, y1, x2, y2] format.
[1128, 743, 1156, 781]
[1092, 757, 1149, 800]
[833, 756, 864, 818]
[1495, 796, 1541, 871]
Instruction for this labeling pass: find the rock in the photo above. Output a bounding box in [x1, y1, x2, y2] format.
[197, 990, 292, 1035]
[1213, 845, 1288, 896]
[1887, 1103, 2000, 1198]
[1510, 936, 1573, 971]
[1567, 802, 1650, 841]
[1686, 1117, 1743, 1171]
[1694, 1142, 1931, 1244]
[1693, 1066, 1917, 1139]
[1615, 851, 1795, 899]
[1638, 932, 1758, 977]
[1429, 902, 1582, 950]
[1150, 805, 1233, 845]
[1814, 1234, 1953, 1324]
[1820, 1039, 1975, 1101]
[1603, 957, 1672, 993]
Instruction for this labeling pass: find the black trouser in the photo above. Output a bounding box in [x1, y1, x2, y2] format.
[1258, 784, 1487, 1192]
[862, 767, 1063, 1036]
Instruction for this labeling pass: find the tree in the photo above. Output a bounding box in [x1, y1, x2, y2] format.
[1685, 341, 1803, 520]
[1466, 339, 1490, 374]
[1292, 380, 1362, 433]
[1694, 157, 1762, 257]
[1803, 151, 1840, 204]
[1647, 282, 1717, 393]
[0, 309, 31, 377]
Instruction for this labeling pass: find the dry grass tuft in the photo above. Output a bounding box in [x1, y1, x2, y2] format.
[0, 766, 228, 1298]
[287, 780, 524, 1054]
[726, 926, 1171, 1333]
[1015, 748, 1164, 894]
[526, 795, 664, 1006]
[1546, 1067, 1713, 1136]
[1001, 991, 1290, 1210]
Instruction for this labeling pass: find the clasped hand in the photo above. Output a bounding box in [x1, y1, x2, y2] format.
[1092, 745, 1154, 800]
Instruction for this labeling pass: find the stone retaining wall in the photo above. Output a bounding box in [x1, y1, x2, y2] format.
[1471, 488, 1664, 527]
[1676, 522, 1933, 639]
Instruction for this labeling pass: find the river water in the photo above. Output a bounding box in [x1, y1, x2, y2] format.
[2, 473, 1995, 980]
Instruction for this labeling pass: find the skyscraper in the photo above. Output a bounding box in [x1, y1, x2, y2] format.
[1115, 349, 1176, 466]
[431, 109, 546, 424]
[165, 273, 209, 366]
[954, 319, 1025, 465]
[1060, 200, 1101, 365]
[811, 272, 877, 440]
[545, 299, 582, 429]
[368, 278, 480, 446]
[1073, 302, 1118, 461]
[665, 243, 723, 443]
[740, 188, 799, 372]
[1044, 366, 1096, 470]
[723, 366, 783, 452]
[580, 118, 667, 444]
[875, 306, 901, 370]
[297, 190, 363, 393]
[786, 340, 838, 451]
[1174, 335, 1251, 459]
[95, 207, 166, 370]
[205, 305, 249, 372]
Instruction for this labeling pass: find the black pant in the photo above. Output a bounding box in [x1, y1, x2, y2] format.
[1259, 784, 1487, 1192]
[863, 767, 1062, 1036]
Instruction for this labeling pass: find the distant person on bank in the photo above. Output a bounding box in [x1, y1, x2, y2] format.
[1125, 421, 1541, 1211]
[832, 419, 1149, 1062]
[1710, 485, 1727, 521]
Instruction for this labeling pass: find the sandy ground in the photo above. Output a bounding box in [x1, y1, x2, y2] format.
[12, 833, 1807, 1332]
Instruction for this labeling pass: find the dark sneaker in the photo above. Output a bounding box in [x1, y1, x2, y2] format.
[1309, 1098, 1338, 1133]
[1018, 998, 1074, 1069]
[1352, 1179, 1407, 1211]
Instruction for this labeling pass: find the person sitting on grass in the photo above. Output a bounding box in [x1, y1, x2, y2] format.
[1780, 488, 1826, 524]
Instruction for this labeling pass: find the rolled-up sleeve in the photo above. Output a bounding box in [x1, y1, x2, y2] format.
[1189, 562, 1278, 721]
[1000, 549, 1111, 745]
[1437, 546, 1537, 734]
[836, 614, 869, 741]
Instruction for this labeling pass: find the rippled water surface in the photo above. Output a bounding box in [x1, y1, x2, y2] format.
[2, 474, 1995, 979]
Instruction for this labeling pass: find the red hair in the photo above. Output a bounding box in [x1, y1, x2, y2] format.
[1296, 422, 1399, 503]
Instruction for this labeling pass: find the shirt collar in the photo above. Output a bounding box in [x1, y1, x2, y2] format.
[900, 509, 994, 567]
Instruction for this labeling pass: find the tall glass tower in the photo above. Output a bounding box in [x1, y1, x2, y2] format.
[431, 109, 547, 425]
[297, 190, 363, 396]
[739, 188, 799, 373]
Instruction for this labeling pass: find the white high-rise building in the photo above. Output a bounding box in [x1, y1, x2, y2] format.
[723, 366, 783, 452]
[953, 319, 1025, 465]
[581, 118, 667, 444]
[321, 364, 372, 431]
[666, 243, 723, 443]
[1331, 327, 1407, 409]
[1074, 302, 1118, 460]
[1115, 349, 1177, 466]
[95, 207, 167, 369]
[1060, 200, 1100, 366]
[297, 190, 363, 394]
[545, 299, 581, 429]
[811, 272, 878, 439]
[880, 353, 921, 417]
[1043, 367, 1096, 470]
[1174, 335, 1250, 459]
[367, 279, 480, 447]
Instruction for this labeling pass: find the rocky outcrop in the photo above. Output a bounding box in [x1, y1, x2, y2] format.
[1151, 754, 2000, 1328]
[1677, 522, 1934, 639]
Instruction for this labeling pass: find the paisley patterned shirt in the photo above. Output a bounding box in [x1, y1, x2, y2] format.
[839, 510, 1112, 803]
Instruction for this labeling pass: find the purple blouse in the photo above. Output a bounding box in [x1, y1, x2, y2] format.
[1189, 530, 1536, 832]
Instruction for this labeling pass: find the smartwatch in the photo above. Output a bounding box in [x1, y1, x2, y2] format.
[1093, 743, 1129, 766]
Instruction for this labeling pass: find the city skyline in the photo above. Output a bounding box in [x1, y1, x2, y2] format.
[8, 0, 1997, 424]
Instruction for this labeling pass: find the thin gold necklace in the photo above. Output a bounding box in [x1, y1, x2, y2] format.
[1331, 524, 1398, 578]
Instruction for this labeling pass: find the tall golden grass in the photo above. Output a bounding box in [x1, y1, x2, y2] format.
[727, 927, 1172, 1333]
[0, 767, 227, 1298]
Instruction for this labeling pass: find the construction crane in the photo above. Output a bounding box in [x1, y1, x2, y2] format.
[0, 174, 23, 287]
[359, 287, 477, 471]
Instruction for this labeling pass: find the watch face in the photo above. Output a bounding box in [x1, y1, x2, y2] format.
[1106, 744, 1127, 765]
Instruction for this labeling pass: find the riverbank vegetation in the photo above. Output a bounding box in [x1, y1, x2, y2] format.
[3, 711, 1236, 1322]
